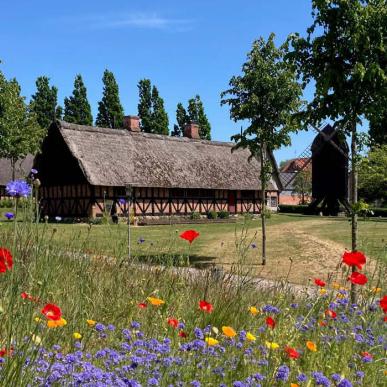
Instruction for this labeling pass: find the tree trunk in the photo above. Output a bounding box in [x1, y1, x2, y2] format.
[350, 120, 358, 304]
[260, 146, 267, 266]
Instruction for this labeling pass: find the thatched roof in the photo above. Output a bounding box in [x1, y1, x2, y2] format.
[50, 121, 281, 191]
[0, 155, 34, 186]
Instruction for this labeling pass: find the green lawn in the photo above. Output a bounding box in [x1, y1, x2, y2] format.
[1, 213, 385, 284]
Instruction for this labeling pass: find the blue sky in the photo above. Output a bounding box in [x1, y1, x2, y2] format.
[1, 0, 321, 163]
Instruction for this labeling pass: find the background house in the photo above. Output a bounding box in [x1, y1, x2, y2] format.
[34, 118, 282, 218]
[0, 155, 34, 198]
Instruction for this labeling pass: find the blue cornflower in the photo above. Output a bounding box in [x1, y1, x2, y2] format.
[338, 379, 353, 387]
[290, 303, 299, 309]
[262, 304, 281, 314]
[131, 321, 141, 329]
[355, 371, 364, 379]
[275, 365, 290, 382]
[331, 374, 341, 382]
[297, 373, 308, 383]
[354, 334, 364, 343]
[107, 324, 115, 331]
[194, 327, 204, 339]
[119, 198, 126, 205]
[138, 237, 145, 244]
[4, 212, 14, 220]
[6, 180, 31, 197]
[95, 323, 106, 332]
[312, 371, 331, 386]
[190, 381, 201, 387]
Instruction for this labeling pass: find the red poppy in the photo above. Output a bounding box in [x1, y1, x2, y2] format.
[285, 346, 300, 359]
[265, 316, 276, 329]
[180, 230, 200, 244]
[383, 316, 387, 322]
[342, 251, 366, 270]
[41, 303, 62, 321]
[0, 248, 13, 273]
[21, 292, 38, 302]
[325, 309, 337, 319]
[361, 351, 373, 359]
[138, 302, 147, 309]
[379, 295, 387, 313]
[314, 278, 326, 287]
[178, 330, 188, 338]
[319, 320, 328, 327]
[347, 271, 368, 285]
[167, 318, 179, 329]
[0, 346, 13, 357]
[199, 300, 213, 313]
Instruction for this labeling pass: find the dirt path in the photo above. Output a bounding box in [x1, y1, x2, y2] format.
[204, 219, 378, 285]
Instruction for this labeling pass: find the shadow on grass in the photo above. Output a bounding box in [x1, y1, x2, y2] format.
[132, 253, 216, 269]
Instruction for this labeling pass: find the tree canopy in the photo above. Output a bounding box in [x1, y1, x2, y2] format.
[0, 71, 44, 177]
[30, 76, 62, 129]
[187, 95, 211, 140]
[171, 103, 189, 137]
[137, 79, 169, 134]
[63, 75, 93, 125]
[96, 70, 124, 129]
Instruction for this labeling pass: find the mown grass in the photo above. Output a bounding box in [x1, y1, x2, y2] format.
[0, 206, 386, 385]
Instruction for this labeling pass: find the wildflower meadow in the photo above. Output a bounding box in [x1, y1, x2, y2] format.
[0, 179, 386, 386]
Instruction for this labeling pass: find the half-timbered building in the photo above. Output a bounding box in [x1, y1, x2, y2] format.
[35, 117, 282, 218]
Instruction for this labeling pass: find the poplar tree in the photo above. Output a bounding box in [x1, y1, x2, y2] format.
[30, 76, 62, 129]
[63, 75, 93, 125]
[187, 95, 211, 140]
[96, 69, 124, 129]
[137, 79, 169, 134]
[171, 102, 189, 136]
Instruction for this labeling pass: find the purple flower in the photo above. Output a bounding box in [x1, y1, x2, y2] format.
[4, 212, 14, 220]
[297, 373, 308, 383]
[138, 237, 145, 244]
[6, 180, 31, 197]
[312, 372, 331, 387]
[95, 323, 106, 332]
[119, 198, 126, 205]
[338, 379, 353, 387]
[251, 243, 257, 249]
[31, 168, 38, 174]
[262, 304, 281, 314]
[275, 365, 290, 382]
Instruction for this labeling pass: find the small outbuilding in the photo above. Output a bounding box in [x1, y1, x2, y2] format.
[34, 118, 282, 218]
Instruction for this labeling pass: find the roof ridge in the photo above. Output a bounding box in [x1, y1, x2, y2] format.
[57, 120, 235, 148]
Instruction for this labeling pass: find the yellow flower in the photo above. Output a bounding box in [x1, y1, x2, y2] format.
[205, 337, 219, 346]
[291, 384, 299, 387]
[336, 292, 346, 299]
[265, 341, 279, 350]
[306, 340, 317, 352]
[147, 297, 165, 306]
[87, 319, 96, 327]
[332, 282, 341, 289]
[249, 306, 259, 316]
[34, 317, 42, 323]
[31, 334, 42, 345]
[222, 326, 237, 338]
[73, 332, 82, 340]
[47, 318, 67, 328]
[246, 332, 256, 341]
[319, 288, 327, 295]
[371, 287, 382, 293]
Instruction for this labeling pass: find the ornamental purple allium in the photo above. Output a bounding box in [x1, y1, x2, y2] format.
[4, 212, 14, 220]
[275, 365, 290, 382]
[6, 180, 31, 197]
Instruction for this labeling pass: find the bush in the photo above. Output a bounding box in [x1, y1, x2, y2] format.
[207, 210, 218, 219]
[0, 198, 14, 208]
[278, 204, 308, 214]
[217, 210, 230, 219]
[370, 207, 387, 217]
[190, 211, 201, 220]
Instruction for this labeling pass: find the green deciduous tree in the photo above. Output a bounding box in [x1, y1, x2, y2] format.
[96, 69, 124, 129]
[30, 76, 62, 129]
[137, 79, 169, 134]
[292, 169, 312, 204]
[287, 0, 386, 301]
[369, 110, 387, 146]
[221, 33, 302, 265]
[187, 95, 211, 140]
[359, 145, 387, 206]
[63, 75, 93, 125]
[0, 71, 44, 179]
[171, 103, 189, 137]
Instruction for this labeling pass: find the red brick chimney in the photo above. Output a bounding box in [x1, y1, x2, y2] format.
[123, 116, 140, 132]
[184, 122, 200, 139]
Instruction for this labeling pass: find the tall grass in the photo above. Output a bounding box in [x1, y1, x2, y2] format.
[0, 201, 385, 386]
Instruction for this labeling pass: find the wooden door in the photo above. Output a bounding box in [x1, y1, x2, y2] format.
[228, 191, 236, 213]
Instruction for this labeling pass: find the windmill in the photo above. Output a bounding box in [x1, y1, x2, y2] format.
[280, 123, 351, 215]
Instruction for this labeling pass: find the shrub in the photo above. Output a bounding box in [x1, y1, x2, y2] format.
[190, 211, 201, 220]
[207, 210, 218, 219]
[0, 198, 14, 208]
[217, 210, 230, 219]
[278, 204, 308, 214]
